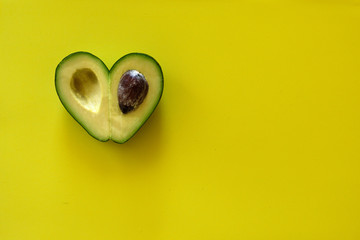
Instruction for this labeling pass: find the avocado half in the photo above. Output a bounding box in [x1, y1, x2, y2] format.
[55, 52, 163, 143]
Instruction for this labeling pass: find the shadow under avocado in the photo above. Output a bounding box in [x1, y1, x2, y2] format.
[104, 106, 164, 162]
[61, 105, 164, 169]
[60, 106, 165, 238]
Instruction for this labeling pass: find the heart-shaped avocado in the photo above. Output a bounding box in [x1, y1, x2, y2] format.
[55, 52, 163, 143]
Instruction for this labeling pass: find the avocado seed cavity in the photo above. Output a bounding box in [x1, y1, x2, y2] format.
[70, 68, 101, 112]
[118, 70, 149, 114]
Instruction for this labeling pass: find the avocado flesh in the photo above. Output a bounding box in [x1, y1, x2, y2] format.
[109, 53, 163, 143]
[55, 52, 163, 143]
[55, 52, 110, 141]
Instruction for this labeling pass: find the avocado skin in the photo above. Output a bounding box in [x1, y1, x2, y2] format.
[55, 51, 110, 142]
[55, 52, 164, 143]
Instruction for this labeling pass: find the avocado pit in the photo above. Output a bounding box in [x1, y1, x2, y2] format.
[118, 70, 149, 114]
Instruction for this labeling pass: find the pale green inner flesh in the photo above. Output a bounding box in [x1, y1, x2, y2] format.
[70, 68, 101, 113]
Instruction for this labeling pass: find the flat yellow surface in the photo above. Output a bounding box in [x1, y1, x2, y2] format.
[1, 0, 360, 239]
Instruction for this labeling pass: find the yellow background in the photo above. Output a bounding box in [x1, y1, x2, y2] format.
[1, 0, 360, 239]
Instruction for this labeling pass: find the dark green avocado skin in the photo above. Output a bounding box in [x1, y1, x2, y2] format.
[110, 53, 164, 144]
[55, 52, 164, 143]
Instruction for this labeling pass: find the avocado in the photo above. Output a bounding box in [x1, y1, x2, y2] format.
[55, 52, 163, 143]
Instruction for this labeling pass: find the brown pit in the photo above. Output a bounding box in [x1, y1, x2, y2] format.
[118, 70, 148, 114]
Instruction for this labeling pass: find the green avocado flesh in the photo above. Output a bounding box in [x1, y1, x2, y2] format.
[55, 52, 163, 143]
